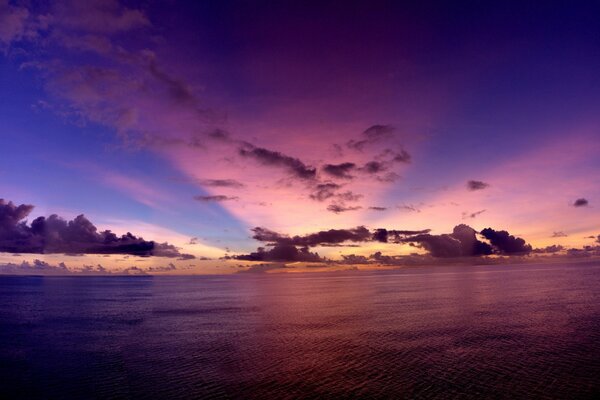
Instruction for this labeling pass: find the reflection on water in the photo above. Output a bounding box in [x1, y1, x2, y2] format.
[1, 263, 600, 399]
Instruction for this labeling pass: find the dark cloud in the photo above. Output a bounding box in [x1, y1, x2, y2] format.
[232, 244, 323, 262]
[310, 183, 341, 201]
[376, 172, 401, 183]
[327, 204, 362, 213]
[194, 195, 239, 202]
[462, 209, 486, 219]
[239, 145, 316, 180]
[199, 179, 245, 189]
[392, 149, 411, 163]
[551, 231, 568, 238]
[398, 204, 420, 212]
[322, 162, 356, 179]
[532, 245, 564, 254]
[467, 180, 490, 191]
[480, 228, 532, 255]
[148, 61, 196, 105]
[573, 198, 589, 207]
[251, 226, 431, 248]
[341, 254, 370, 264]
[361, 161, 388, 174]
[372, 229, 432, 243]
[147, 263, 177, 272]
[364, 125, 395, 139]
[0, 260, 179, 276]
[251, 226, 372, 247]
[401, 225, 494, 257]
[566, 246, 600, 258]
[347, 125, 395, 151]
[336, 191, 363, 202]
[369, 206, 387, 211]
[0, 199, 192, 258]
[309, 183, 362, 203]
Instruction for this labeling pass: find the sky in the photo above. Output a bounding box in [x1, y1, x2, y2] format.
[0, 0, 599, 274]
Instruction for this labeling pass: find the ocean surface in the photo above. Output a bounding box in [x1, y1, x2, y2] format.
[1, 262, 600, 399]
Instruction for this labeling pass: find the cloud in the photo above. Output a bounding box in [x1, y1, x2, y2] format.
[336, 191, 363, 202]
[480, 228, 532, 255]
[0, 0, 30, 47]
[251, 226, 373, 247]
[0, 259, 181, 275]
[532, 245, 564, 254]
[361, 161, 388, 174]
[401, 225, 494, 257]
[462, 209, 486, 219]
[239, 145, 316, 180]
[231, 244, 323, 262]
[391, 149, 411, 163]
[199, 179, 245, 188]
[369, 206, 387, 211]
[467, 180, 490, 191]
[376, 172, 401, 183]
[194, 195, 239, 202]
[327, 203, 362, 213]
[372, 229, 432, 243]
[0, 198, 192, 258]
[573, 198, 589, 207]
[310, 183, 341, 201]
[551, 231, 568, 238]
[347, 125, 395, 151]
[398, 204, 420, 212]
[53, 0, 151, 34]
[322, 162, 356, 179]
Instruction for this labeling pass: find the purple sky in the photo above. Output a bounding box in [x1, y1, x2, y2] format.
[1, 0, 599, 274]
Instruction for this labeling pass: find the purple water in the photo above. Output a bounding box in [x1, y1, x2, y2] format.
[1, 262, 600, 399]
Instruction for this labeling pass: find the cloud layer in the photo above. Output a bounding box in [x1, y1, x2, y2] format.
[0, 199, 192, 258]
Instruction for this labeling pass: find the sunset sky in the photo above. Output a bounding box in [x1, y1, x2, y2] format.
[1, 0, 599, 274]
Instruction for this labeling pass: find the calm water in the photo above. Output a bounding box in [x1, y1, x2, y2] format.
[1, 263, 600, 399]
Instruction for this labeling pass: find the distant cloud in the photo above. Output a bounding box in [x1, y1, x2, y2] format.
[310, 183, 341, 202]
[231, 245, 323, 262]
[361, 161, 388, 174]
[322, 162, 356, 179]
[327, 203, 362, 213]
[239, 145, 316, 180]
[400, 225, 494, 257]
[462, 209, 486, 219]
[199, 179, 245, 188]
[336, 191, 363, 202]
[573, 198, 589, 207]
[532, 245, 564, 254]
[347, 125, 395, 151]
[467, 180, 490, 191]
[0, 1, 29, 47]
[0, 198, 192, 258]
[376, 172, 401, 183]
[480, 228, 532, 254]
[372, 229, 432, 243]
[0, 260, 186, 276]
[251, 226, 372, 247]
[398, 204, 420, 212]
[369, 206, 387, 211]
[194, 195, 239, 202]
[551, 231, 568, 238]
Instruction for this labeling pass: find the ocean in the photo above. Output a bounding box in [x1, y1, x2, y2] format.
[1, 262, 600, 399]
